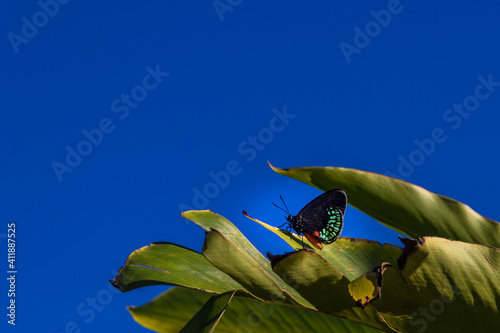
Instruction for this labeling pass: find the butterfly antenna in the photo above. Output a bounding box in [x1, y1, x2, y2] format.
[279, 195, 291, 215]
[272, 201, 290, 216]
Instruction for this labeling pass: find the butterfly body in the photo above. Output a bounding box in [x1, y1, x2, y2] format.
[280, 189, 347, 250]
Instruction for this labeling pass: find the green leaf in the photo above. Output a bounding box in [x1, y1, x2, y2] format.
[182, 210, 273, 270]
[180, 290, 236, 333]
[129, 287, 212, 333]
[112, 242, 242, 293]
[348, 236, 500, 332]
[129, 287, 386, 333]
[269, 163, 500, 247]
[269, 249, 351, 312]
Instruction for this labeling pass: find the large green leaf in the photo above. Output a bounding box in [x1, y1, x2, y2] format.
[348, 236, 500, 332]
[269, 164, 500, 247]
[269, 249, 352, 312]
[129, 287, 386, 333]
[112, 242, 242, 293]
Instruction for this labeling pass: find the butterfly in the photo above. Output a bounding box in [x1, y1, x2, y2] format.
[274, 189, 347, 250]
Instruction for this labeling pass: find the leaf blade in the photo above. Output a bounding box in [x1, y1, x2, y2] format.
[270, 164, 500, 247]
[113, 242, 242, 293]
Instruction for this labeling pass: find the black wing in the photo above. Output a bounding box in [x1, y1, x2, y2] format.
[295, 189, 347, 236]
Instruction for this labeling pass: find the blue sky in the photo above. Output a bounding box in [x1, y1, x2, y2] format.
[1, 1, 500, 332]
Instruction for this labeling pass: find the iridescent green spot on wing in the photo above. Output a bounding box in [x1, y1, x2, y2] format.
[318, 207, 343, 244]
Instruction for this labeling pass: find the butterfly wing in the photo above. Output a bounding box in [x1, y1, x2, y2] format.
[296, 189, 347, 244]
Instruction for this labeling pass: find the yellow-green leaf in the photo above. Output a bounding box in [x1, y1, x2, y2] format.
[270, 164, 500, 247]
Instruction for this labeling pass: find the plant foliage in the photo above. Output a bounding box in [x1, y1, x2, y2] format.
[112, 164, 500, 332]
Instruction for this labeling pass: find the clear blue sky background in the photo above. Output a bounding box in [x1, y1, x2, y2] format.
[1, 1, 500, 332]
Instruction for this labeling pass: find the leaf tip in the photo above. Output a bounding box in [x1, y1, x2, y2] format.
[397, 236, 425, 270]
[267, 161, 288, 173]
[110, 273, 125, 292]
